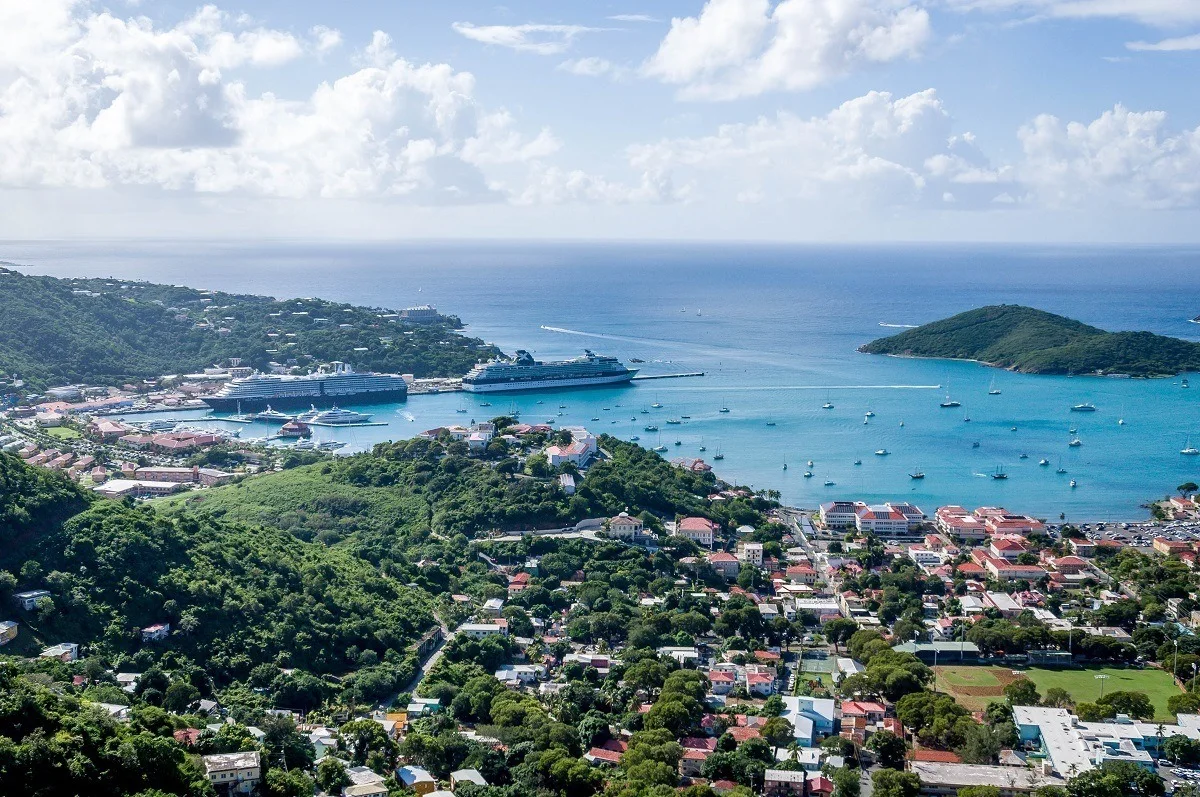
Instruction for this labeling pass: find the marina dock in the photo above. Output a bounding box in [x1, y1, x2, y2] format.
[306, 421, 389, 428]
[631, 372, 705, 381]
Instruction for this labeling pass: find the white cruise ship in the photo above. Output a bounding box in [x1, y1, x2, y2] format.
[462, 350, 637, 393]
[202, 362, 407, 412]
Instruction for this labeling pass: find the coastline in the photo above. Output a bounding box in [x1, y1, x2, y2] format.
[859, 350, 1175, 379]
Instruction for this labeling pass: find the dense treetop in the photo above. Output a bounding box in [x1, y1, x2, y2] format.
[860, 305, 1200, 376]
[0, 266, 501, 390]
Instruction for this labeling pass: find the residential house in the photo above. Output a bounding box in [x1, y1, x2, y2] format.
[458, 621, 508, 639]
[451, 769, 488, 789]
[737, 541, 764, 567]
[781, 696, 835, 747]
[607, 512, 646, 542]
[397, 766, 437, 796]
[708, 552, 741, 580]
[141, 623, 170, 642]
[763, 769, 807, 797]
[40, 642, 79, 662]
[0, 621, 17, 645]
[675, 517, 718, 548]
[14, 589, 50, 611]
[202, 751, 260, 794]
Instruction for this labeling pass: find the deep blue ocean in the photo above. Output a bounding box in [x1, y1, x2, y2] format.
[5, 240, 1200, 520]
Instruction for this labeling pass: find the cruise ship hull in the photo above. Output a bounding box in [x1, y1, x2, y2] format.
[462, 372, 636, 393]
[202, 389, 407, 413]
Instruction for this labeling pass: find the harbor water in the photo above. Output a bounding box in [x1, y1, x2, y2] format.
[6, 240, 1200, 520]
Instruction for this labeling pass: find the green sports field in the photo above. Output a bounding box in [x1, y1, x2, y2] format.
[933, 664, 1180, 719]
[1024, 666, 1179, 721]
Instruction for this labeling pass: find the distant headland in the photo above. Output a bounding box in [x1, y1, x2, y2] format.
[859, 305, 1200, 377]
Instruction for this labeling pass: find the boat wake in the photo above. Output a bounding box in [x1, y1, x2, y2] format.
[879, 323, 919, 328]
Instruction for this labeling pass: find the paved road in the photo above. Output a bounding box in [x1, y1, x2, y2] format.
[488, 517, 606, 544]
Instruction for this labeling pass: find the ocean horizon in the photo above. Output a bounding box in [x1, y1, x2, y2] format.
[5, 239, 1199, 521]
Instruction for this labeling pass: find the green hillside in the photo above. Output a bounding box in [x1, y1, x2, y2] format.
[0, 266, 500, 391]
[859, 305, 1200, 376]
[0, 452, 435, 699]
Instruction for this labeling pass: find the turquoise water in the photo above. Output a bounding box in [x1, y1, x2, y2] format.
[7, 240, 1200, 520]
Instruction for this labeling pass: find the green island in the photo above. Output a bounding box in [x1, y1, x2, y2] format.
[859, 304, 1200, 377]
[0, 266, 500, 391]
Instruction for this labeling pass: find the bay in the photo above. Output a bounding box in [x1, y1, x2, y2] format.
[5, 240, 1200, 520]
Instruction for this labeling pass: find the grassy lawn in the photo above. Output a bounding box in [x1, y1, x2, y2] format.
[939, 668, 1002, 688]
[933, 666, 1018, 712]
[1024, 666, 1179, 721]
[45, 426, 81, 440]
[933, 664, 1180, 719]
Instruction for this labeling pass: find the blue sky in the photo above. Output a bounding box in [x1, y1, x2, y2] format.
[2, 0, 1199, 241]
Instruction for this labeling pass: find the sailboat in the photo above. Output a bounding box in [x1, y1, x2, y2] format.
[651, 395, 663, 409]
[988, 377, 1001, 396]
[910, 467, 925, 480]
[1056, 458, 1067, 474]
[991, 466, 1008, 480]
[1183, 435, 1200, 456]
[713, 447, 724, 460]
[719, 406, 730, 413]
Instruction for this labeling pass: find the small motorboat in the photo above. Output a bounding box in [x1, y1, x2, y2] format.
[1039, 459, 1049, 466]
[807, 460, 814, 467]
[854, 459, 862, 466]
[824, 480, 835, 486]
[1070, 480, 1078, 488]
[875, 449, 889, 456]
[803, 471, 814, 478]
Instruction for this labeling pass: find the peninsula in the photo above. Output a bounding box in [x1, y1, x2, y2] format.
[0, 266, 500, 392]
[859, 305, 1200, 377]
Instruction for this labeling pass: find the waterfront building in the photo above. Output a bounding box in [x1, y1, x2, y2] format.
[854, 505, 909, 535]
[819, 501, 861, 529]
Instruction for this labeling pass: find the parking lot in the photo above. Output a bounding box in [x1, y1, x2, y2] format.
[1072, 518, 1200, 548]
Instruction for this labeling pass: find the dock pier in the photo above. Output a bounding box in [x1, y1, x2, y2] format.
[631, 372, 705, 381]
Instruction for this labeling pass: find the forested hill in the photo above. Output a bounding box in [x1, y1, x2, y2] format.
[0, 451, 436, 699]
[859, 305, 1200, 376]
[0, 266, 501, 391]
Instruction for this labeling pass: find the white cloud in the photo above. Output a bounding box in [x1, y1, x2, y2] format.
[359, 30, 396, 67]
[627, 89, 1010, 206]
[608, 14, 659, 22]
[943, 0, 1200, 26]
[1018, 105, 1200, 208]
[0, 1, 566, 203]
[451, 22, 603, 55]
[558, 57, 620, 77]
[516, 165, 691, 204]
[642, 0, 931, 100]
[311, 25, 343, 55]
[1127, 34, 1200, 52]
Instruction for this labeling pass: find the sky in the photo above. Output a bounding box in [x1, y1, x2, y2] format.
[2, 0, 1200, 242]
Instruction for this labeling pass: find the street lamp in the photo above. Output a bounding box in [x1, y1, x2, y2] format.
[1095, 673, 1109, 699]
[1176, 639, 1181, 685]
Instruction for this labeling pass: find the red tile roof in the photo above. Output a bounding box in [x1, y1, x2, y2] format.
[912, 749, 963, 763]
